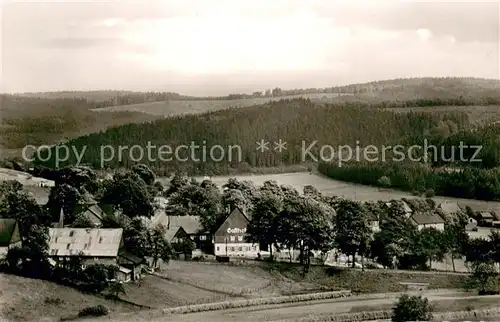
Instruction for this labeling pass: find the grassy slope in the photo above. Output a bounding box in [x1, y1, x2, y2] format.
[264, 262, 467, 294]
[90, 93, 344, 116]
[0, 272, 237, 321]
[3, 78, 500, 159]
[0, 273, 137, 321]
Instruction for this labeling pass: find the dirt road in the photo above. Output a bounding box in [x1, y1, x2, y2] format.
[84, 289, 491, 322]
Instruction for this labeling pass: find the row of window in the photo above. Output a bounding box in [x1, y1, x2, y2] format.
[228, 235, 244, 242]
[216, 246, 257, 252]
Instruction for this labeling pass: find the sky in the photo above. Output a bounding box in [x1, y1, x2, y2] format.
[1, 0, 499, 95]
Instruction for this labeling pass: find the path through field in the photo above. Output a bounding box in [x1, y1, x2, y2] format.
[82, 289, 499, 322]
[167, 172, 500, 214]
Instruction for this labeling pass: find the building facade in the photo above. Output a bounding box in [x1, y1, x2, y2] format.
[410, 212, 445, 231]
[213, 208, 259, 258]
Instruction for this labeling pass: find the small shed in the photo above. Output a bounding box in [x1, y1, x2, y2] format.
[116, 266, 131, 282]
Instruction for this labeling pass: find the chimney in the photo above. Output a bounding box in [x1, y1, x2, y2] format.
[58, 207, 64, 228]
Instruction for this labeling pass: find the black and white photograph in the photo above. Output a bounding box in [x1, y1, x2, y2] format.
[1, 0, 500, 321]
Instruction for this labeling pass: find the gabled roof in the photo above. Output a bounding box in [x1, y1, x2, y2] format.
[118, 251, 145, 265]
[48, 228, 123, 257]
[230, 207, 251, 221]
[72, 204, 105, 226]
[214, 207, 250, 235]
[153, 214, 204, 241]
[410, 212, 445, 225]
[0, 219, 20, 246]
[479, 212, 494, 219]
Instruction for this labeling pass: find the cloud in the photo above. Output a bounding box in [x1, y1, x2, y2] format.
[45, 37, 123, 49]
[1, 0, 498, 93]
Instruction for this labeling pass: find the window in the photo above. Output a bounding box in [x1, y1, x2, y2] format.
[216, 247, 220, 251]
[83, 243, 88, 250]
[66, 243, 71, 249]
[252, 246, 256, 251]
[230, 247, 235, 252]
[238, 247, 242, 251]
[99, 237, 103, 243]
[242, 247, 247, 251]
[237, 236, 244, 242]
[230, 236, 236, 242]
[69, 231, 74, 237]
[200, 235, 207, 241]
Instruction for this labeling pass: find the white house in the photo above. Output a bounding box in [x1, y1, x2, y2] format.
[213, 208, 260, 258]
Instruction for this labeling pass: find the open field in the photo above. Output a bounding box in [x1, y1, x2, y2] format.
[0, 261, 468, 321]
[0, 272, 238, 321]
[0, 273, 138, 321]
[120, 274, 237, 308]
[0, 168, 54, 187]
[159, 261, 330, 298]
[81, 289, 498, 322]
[183, 172, 500, 213]
[21, 170, 500, 218]
[269, 263, 466, 294]
[90, 93, 346, 116]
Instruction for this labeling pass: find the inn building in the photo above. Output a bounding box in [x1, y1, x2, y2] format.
[213, 207, 260, 258]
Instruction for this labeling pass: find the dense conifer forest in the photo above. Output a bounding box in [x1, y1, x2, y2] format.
[32, 98, 472, 175]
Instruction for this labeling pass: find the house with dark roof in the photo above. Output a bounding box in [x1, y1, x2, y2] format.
[478, 211, 495, 226]
[213, 207, 259, 258]
[0, 219, 22, 259]
[71, 192, 105, 227]
[410, 212, 445, 231]
[153, 214, 209, 257]
[118, 251, 146, 281]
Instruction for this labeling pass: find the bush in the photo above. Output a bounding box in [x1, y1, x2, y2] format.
[392, 294, 433, 322]
[424, 188, 435, 197]
[378, 176, 391, 188]
[78, 305, 109, 317]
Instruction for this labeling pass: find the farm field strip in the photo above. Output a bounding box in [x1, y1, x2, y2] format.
[81, 291, 497, 322]
[90, 93, 346, 116]
[174, 172, 500, 213]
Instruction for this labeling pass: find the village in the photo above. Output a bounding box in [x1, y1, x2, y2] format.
[1, 166, 499, 286]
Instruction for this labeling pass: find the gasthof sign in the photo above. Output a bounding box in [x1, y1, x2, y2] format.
[226, 228, 246, 234]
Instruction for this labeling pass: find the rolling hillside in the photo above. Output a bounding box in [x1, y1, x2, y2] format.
[90, 77, 500, 116]
[3, 77, 500, 162]
[34, 98, 471, 175]
[90, 93, 345, 116]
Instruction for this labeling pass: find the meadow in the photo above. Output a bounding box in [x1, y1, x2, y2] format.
[181, 172, 500, 214]
[90, 93, 346, 116]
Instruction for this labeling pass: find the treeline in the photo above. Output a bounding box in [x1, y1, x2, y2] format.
[9, 77, 500, 105]
[397, 124, 500, 168]
[0, 166, 171, 297]
[0, 96, 158, 149]
[318, 162, 500, 201]
[32, 99, 471, 175]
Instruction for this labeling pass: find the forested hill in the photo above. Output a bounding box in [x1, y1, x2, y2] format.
[34, 98, 471, 175]
[8, 77, 500, 106]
